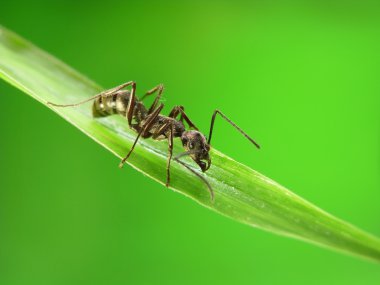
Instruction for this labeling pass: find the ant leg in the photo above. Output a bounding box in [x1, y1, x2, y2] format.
[119, 103, 164, 168]
[166, 123, 174, 187]
[139, 84, 164, 115]
[151, 119, 171, 140]
[125, 82, 137, 127]
[148, 119, 175, 186]
[168, 106, 199, 130]
[208, 110, 260, 149]
[47, 81, 136, 108]
[102, 81, 137, 96]
[140, 84, 164, 101]
[168, 105, 184, 121]
[137, 117, 212, 200]
[149, 115, 214, 200]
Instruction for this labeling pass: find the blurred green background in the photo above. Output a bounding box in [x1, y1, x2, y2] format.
[1, 1, 380, 284]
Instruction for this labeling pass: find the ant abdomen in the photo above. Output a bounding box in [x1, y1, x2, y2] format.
[92, 90, 136, 118]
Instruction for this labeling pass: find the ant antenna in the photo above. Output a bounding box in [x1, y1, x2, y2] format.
[47, 93, 104, 108]
[47, 81, 137, 108]
[208, 110, 260, 149]
[174, 154, 214, 201]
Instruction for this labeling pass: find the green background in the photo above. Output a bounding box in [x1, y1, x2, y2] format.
[1, 1, 379, 284]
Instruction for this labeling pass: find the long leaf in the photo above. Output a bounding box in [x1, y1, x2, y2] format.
[1, 26, 379, 263]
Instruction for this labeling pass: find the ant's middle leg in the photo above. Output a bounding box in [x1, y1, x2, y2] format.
[166, 123, 174, 187]
[119, 103, 164, 168]
[168, 106, 199, 130]
[140, 84, 164, 101]
[168, 105, 185, 123]
[148, 118, 174, 186]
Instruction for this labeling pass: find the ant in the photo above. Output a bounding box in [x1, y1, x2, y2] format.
[48, 81, 260, 200]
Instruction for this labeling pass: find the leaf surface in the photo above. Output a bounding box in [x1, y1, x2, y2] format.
[1, 26, 379, 263]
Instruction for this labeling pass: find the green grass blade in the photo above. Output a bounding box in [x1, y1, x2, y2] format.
[1, 26, 379, 263]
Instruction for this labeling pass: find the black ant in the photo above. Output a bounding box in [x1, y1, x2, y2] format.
[48, 82, 260, 200]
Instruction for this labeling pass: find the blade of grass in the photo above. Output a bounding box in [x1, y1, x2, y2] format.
[1, 26, 379, 263]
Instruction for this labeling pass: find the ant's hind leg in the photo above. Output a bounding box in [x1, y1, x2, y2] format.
[137, 84, 165, 115]
[140, 84, 164, 115]
[141, 84, 164, 101]
[100, 81, 137, 97]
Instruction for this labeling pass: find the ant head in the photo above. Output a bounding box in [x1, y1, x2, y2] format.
[181, 130, 211, 172]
